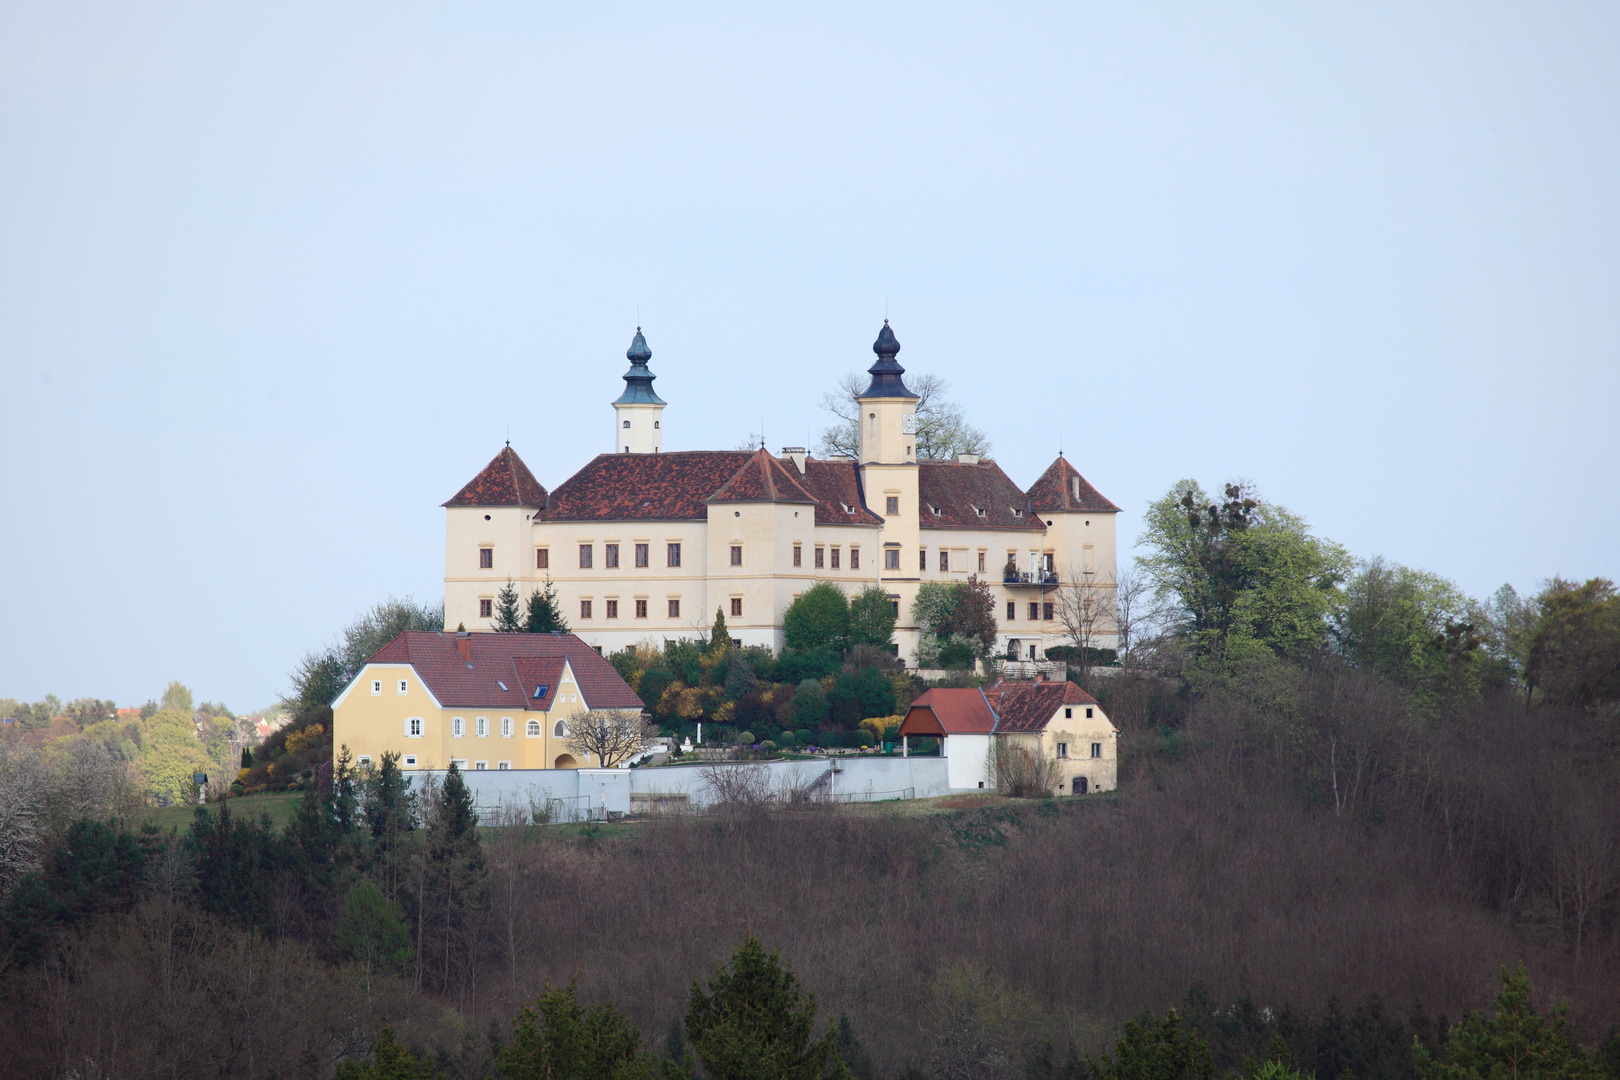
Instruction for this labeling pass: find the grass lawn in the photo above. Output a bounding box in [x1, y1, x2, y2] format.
[140, 791, 307, 834]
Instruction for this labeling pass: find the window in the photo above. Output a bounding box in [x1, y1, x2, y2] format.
[453, 716, 465, 737]
[358, 755, 372, 767]
[498, 761, 510, 770]
[1057, 742, 1069, 759]
[939, 550, 949, 572]
[1043, 602, 1054, 621]
[654, 420, 660, 428]
[667, 543, 681, 567]
[452, 758, 468, 770]
[1086, 707, 1094, 719]
[606, 599, 619, 619]
[886, 496, 899, 515]
[885, 548, 900, 570]
[371, 680, 381, 696]
[501, 717, 512, 737]
[814, 547, 825, 568]
[793, 545, 802, 567]
[526, 719, 541, 736]
[403, 755, 417, 767]
[475, 761, 488, 771]
[1090, 743, 1102, 759]
[479, 547, 493, 569]
[975, 506, 986, 518]
[1028, 602, 1040, 620]
[480, 598, 493, 618]
[476, 716, 488, 737]
[636, 598, 648, 618]
[730, 545, 742, 566]
[850, 548, 859, 569]
[635, 543, 649, 567]
[730, 597, 742, 617]
[406, 717, 423, 738]
[668, 598, 681, 618]
[553, 720, 567, 737]
[889, 598, 900, 616]
[1007, 601, 1016, 620]
[831, 547, 840, 569]
[397, 679, 408, 695]
[978, 552, 986, 572]
[537, 547, 549, 569]
[579, 544, 593, 568]
[919, 549, 927, 571]
[605, 543, 619, 568]
[1064, 707, 1073, 719]
[580, 599, 592, 619]
[623, 419, 631, 428]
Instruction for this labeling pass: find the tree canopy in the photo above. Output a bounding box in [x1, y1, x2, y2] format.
[783, 583, 850, 652]
[817, 371, 989, 460]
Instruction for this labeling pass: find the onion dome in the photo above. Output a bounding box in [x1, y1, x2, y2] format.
[859, 319, 915, 398]
[613, 327, 666, 405]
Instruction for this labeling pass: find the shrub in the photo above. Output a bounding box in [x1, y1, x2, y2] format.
[791, 680, 830, 727]
[778, 731, 796, 747]
[737, 731, 755, 747]
[794, 728, 811, 745]
[760, 740, 777, 752]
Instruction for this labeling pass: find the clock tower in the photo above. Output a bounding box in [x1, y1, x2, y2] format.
[856, 321, 922, 603]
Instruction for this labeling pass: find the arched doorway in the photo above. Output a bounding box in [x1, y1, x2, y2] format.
[1075, 776, 1088, 795]
[554, 754, 577, 769]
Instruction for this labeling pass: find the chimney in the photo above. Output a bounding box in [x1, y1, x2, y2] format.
[455, 633, 472, 664]
[780, 447, 808, 474]
[957, 453, 979, 465]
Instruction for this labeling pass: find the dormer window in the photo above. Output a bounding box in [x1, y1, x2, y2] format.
[973, 506, 986, 518]
[929, 505, 941, 516]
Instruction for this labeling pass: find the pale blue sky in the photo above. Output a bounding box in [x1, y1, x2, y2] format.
[2, 3, 1615, 710]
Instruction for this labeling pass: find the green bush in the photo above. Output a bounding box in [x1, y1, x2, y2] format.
[737, 731, 756, 746]
[760, 740, 777, 752]
[794, 728, 812, 745]
[857, 730, 874, 747]
[777, 730, 796, 747]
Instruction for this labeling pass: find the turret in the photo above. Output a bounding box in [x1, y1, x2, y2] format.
[612, 328, 666, 453]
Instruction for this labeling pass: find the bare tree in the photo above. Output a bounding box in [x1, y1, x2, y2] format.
[988, 738, 1064, 798]
[0, 743, 47, 898]
[818, 372, 991, 460]
[564, 709, 652, 768]
[1054, 569, 1117, 691]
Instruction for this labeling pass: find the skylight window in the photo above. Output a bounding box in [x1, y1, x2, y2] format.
[497, 680, 508, 691]
[533, 684, 549, 699]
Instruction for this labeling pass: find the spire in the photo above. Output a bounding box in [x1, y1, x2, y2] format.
[859, 319, 915, 398]
[613, 327, 666, 405]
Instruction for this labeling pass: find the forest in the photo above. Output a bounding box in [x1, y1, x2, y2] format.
[0, 477, 1616, 1080]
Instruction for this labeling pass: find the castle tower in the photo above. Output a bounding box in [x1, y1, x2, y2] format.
[857, 320, 921, 586]
[612, 327, 666, 453]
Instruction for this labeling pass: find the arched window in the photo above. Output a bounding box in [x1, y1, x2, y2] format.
[526, 719, 541, 736]
[623, 419, 631, 428]
[553, 720, 568, 738]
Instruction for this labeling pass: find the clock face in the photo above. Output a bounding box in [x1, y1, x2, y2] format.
[901, 414, 917, 434]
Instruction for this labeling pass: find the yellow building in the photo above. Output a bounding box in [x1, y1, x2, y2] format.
[897, 679, 1118, 795]
[330, 630, 643, 772]
[443, 322, 1121, 663]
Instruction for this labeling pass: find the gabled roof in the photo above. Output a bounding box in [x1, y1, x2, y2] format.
[1027, 457, 1120, 514]
[899, 687, 998, 735]
[511, 656, 567, 711]
[540, 451, 755, 521]
[708, 449, 818, 506]
[986, 680, 1101, 733]
[444, 447, 550, 509]
[918, 460, 1045, 532]
[796, 458, 885, 526]
[363, 631, 642, 711]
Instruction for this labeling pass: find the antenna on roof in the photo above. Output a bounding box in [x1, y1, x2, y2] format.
[506, 423, 510, 448]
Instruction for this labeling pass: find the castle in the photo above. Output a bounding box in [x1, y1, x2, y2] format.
[441, 322, 1120, 665]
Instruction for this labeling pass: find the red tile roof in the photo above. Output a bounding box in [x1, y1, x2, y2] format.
[364, 631, 642, 711]
[443, 447, 550, 508]
[708, 449, 819, 506]
[899, 687, 998, 735]
[1027, 456, 1120, 514]
[796, 458, 885, 526]
[985, 680, 1100, 733]
[540, 451, 755, 522]
[918, 460, 1046, 532]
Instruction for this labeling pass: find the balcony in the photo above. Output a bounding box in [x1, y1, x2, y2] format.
[1002, 570, 1059, 586]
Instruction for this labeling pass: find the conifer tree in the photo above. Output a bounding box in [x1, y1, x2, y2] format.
[686, 934, 848, 1080]
[1414, 965, 1597, 1080]
[526, 579, 569, 633]
[709, 608, 731, 654]
[494, 579, 525, 632]
[499, 978, 667, 1080]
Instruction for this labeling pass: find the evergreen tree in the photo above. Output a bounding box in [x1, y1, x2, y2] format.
[240, 746, 253, 769]
[332, 880, 413, 991]
[494, 579, 525, 632]
[363, 752, 416, 903]
[710, 608, 731, 654]
[333, 1028, 437, 1080]
[525, 579, 569, 633]
[686, 934, 847, 1080]
[417, 763, 487, 994]
[188, 797, 278, 929]
[1414, 965, 1597, 1080]
[499, 978, 667, 1080]
[1086, 1009, 1215, 1080]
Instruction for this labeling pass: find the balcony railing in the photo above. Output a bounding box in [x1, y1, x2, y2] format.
[1002, 570, 1059, 586]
